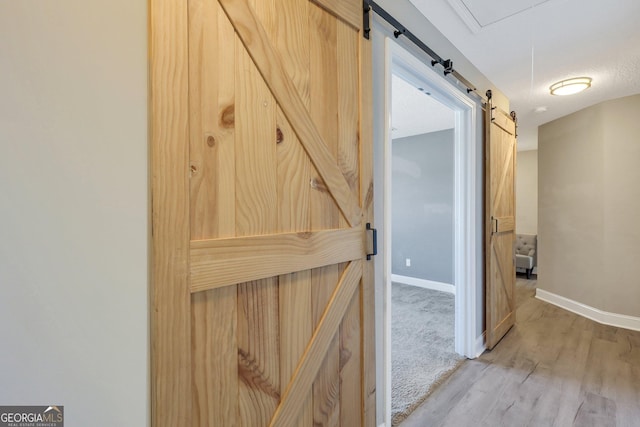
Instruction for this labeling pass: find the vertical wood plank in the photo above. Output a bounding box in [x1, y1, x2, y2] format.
[309, 3, 340, 229]
[278, 271, 313, 427]
[189, 0, 236, 240]
[216, 9, 238, 239]
[484, 104, 493, 347]
[335, 44, 360, 409]
[234, 6, 280, 423]
[277, 109, 312, 232]
[188, 1, 239, 424]
[274, 0, 310, 106]
[234, 33, 277, 237]
[238, 280, 281, 426]
[267, 1, 314, 426]
[337, 21, 360, 213]
[339, 283, 363, 427]
[309, 4, 341, 426]
[336, 25, 362, 422]
[359, 18, 376, 426]
[149, 0, 191, 426]
[271, 0, 311, 234]
[312, 268, 341, 427]
[191, 288, 238, 426]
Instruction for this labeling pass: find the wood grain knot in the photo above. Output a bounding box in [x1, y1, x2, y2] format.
[276, 127, 284, 144]
[238, 348, 281, 401]
[340, 347, 353, 370]
[310, 177, 328, 193]
[220, 105, 235, 128]
[190, 164, 198, 175]
[206, 135, 216, 147]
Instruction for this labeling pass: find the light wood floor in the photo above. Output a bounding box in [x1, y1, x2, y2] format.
[401, 277, 640, 427]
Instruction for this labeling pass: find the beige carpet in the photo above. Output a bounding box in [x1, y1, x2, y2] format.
[391, 282, 466, 426]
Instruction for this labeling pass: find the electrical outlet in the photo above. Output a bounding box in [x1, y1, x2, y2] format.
[405, 258, 411, 267]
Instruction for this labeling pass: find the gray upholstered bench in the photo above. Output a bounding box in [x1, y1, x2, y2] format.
[515, 234, 537, 279]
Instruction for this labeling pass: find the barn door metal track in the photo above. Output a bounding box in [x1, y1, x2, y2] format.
[363, 0, 484, 100]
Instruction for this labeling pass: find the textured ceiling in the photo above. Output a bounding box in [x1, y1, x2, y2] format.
[450, 0, 553, 28]
[410, 0, 640, 150]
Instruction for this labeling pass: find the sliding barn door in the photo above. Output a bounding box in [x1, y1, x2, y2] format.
[485, 96, 517, 350]
[150, 0, 375, 426]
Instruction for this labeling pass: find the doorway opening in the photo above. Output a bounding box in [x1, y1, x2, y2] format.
[372, 26, 484, 426]
[389, 71, 466, 424]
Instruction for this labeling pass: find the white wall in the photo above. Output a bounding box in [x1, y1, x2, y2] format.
[0, 2, 148, 426]
[516, 150, 538, 235]
[538, 94, 640, 318]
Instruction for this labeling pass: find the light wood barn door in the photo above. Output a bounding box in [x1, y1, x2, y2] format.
[150, 0, 375, 426]
[484, 99, 517, 350]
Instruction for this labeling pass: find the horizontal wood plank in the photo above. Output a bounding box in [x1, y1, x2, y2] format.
[311, 0, 361, 30]
[190, 228, 364, 292]
[492, 108, 516, 135]
[495, 216, 515, 233]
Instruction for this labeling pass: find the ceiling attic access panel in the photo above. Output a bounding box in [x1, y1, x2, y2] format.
[438, 0, 553, 28]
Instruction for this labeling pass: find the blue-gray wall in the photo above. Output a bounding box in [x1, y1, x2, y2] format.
[392, 129, 454, 284]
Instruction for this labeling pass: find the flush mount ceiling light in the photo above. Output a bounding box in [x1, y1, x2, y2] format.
[549, 77, 592, 96]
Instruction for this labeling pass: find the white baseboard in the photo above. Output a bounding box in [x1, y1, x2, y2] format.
[391, 274, 455, 295]
[474, 333, 486, 358]
[536, 288, 640, 332]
